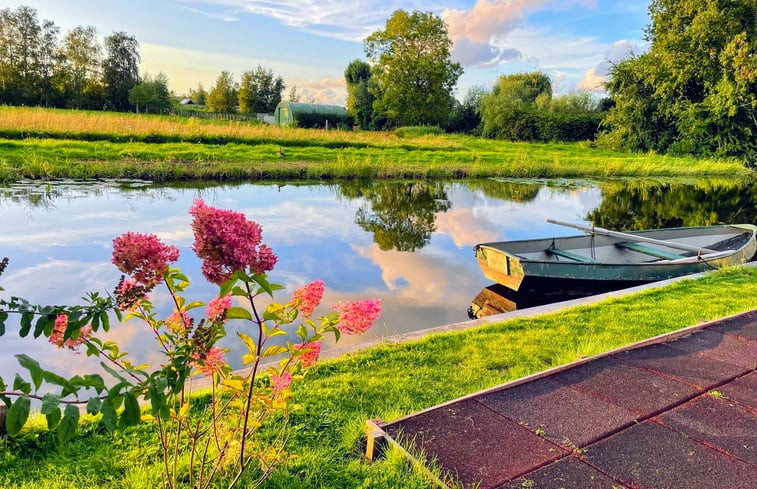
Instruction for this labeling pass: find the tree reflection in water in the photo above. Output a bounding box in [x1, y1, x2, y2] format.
[588, 178, 756, 230]
[337, 181, 451, 252]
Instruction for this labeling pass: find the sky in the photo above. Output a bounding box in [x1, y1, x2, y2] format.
[9, 0, 650, 104]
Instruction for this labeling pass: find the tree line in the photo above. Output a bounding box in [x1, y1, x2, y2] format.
[344, 2, 755, 163]
[2, 2, 755, 163]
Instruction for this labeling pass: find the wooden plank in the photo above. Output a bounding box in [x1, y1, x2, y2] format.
[545, 247, 596, 263]
[615, 241, 684, 260]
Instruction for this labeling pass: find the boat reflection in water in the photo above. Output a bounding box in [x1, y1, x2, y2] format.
[468, 280, 639, 319]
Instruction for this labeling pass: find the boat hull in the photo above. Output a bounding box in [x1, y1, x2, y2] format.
[475, 224, 757, 291]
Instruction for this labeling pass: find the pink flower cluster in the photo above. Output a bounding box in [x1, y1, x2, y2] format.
[291, 280, 324, 317]
[49, 314, 92, 350]
[272, 371, 291, 393]
[191, 346, 226, 376]
[206, 293, 232, 322]
[293, 341, 321, 367]
[190, 199, 277, 285]
[112, 232, 180, 287]
[332, 299, 381, 335]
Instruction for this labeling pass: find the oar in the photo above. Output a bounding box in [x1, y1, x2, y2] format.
[546, 219, 717, 254]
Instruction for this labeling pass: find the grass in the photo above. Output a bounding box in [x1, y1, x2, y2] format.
[0, 106, 752, 182]
[2, 266, 756, 488]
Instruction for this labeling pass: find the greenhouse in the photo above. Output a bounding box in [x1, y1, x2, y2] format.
[273, 101, 351, 128]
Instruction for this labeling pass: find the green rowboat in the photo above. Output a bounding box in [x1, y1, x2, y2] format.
[474, 223, 757, 291]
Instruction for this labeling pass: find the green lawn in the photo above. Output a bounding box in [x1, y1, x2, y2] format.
[2, 266, 756, 488]
[0, 107, 752, 182]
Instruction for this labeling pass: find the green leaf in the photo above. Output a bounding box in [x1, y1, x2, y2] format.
[237, 332, 258, 353]
[19, 312, 32, 337]
[219, 276, 237, 296]
[33, 315, 53, 339]
[231, 286, 248, 297]
[120, 392, 141, 427]
[100, 362, 127, 383]
[0, 310, 8, 336]
[42, 371, 76, 397]
[45, 407, 61, 430]
[267, 329, 287, 337]
[296, 324, 308, 341]
[101, 400, 117, 432]
[6, 396, 31, 436]
[226, 307, 252, 321]
[15, 354, 43, 391]
[12, 374, 30, 395]
[57, 405, 79, 443]
[100, 311, 111, 332]
[0, 376, 5, 391]
[252, 274, 274, 297]
[184, 301, 204, 311]
[40, 393, 60, 415]
[86, 397, 102, 414]
[262, 345, 288, 357]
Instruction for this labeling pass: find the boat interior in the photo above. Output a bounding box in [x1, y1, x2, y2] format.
[483, 227, 754, 265]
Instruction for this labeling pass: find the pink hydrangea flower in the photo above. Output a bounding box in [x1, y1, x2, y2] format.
[190, 199, 277, 285]
[191, 346, 225, 376]
[332, 299, 381, 335]
[291, 280, 324, 317]
[206, 293, 232, 322]
[293, 341, 322, 367]
[112, 232, 179, 287]
[49, 314, 92, 350]
[272, 371, 291, 393]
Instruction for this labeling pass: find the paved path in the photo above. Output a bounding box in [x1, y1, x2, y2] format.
[373, 310, 757, 489]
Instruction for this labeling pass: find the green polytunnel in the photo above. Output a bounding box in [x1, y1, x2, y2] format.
[273, 101, 352, 128]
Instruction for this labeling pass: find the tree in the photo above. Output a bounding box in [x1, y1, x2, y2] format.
[238, 65, 284, 113]
[479, 72, 552, 139]
[364, 10, 462, 127]
[286, 85, 300, 102]
[344, 59, 375, 129]
[59, 26, 102, 109]
[0, 6, 59, 105]
[128, 72, 171, 113]
[600, 0, 757, 162]
[103, 31, 140, 111]
[189, 83, 206, 105]
[206, 71, 237, 113]
[445, 86, 485, 134]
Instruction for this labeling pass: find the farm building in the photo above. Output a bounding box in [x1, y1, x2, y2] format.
[273, 101, 351, 128]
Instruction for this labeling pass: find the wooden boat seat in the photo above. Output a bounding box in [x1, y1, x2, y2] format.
[544, 247, 597, 263]
[615, 241, 684, 260]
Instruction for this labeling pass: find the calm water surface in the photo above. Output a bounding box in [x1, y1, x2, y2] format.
[1, 177, 753, 380]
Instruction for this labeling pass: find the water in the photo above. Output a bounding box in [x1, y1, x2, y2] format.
[0, 177, 753, 382]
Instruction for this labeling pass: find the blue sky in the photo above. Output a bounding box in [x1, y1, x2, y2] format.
[11, 1, 650, 103]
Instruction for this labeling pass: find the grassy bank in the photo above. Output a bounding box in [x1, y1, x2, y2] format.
[0, 106, 752, 182]
[2, 267, 756, 488]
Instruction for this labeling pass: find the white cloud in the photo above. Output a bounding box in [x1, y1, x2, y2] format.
[287, 77, 347, 105]
[578, 40, 641, 92]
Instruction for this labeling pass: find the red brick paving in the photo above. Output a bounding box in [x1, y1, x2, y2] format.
[378, 310, 757, 488]
[479, 377, 636, 449]
[657, 395, 757, 465]
[582, 422, 757, 489]
[549, 356, 699, 417]
[500, 457, 628, 489]
[719, 371, 757, 408]
[382, 398, 565, 489]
